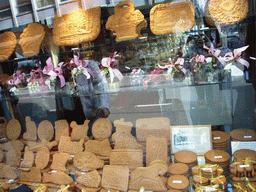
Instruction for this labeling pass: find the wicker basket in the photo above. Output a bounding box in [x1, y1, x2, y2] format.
[150, 1, 195, 35]
[208, 0, 249, 25]
[53, 5, 101, 46]
[0, 31, 17, 61]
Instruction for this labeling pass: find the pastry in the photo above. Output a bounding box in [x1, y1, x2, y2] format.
[50, 152, 72, 172]
[92, 118, 112, 140]
[19, 167, 42, 183]
[70, 120, 90, 141]
[76, 170, 101, 188]
[0, 31, 17, 61]
[19, 23, 45, 57]
[23, 116, 37, 141]
[37, 120, 54, 142]
[0, 163, 18, 180]
[84, 138, 112, 157]
[35, 146, 50, 170]
[55, 119, 69, 143]
[6, 149, 21, 167]
[105, 1, 145, 42]
[114, 132, 143, 150]
[42, 171, 73, 185]
[26, 139, 57, 152]
[0, 139, 24, 151]
[20, 146, 34, 168]
[6, 118, 21, 140]
[58, 136, 84, 155]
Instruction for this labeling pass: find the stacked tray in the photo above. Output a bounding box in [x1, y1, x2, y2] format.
[167, 175, 190, 192]
[212, 131, 231, 154]
[230, 129, 256, 141]
[174, 150, 198, 177]
[168, 163, 189, 178]
[205, 150, 230, 178]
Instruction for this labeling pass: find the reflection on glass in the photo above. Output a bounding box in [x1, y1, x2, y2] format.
[37, 0, 55, 8]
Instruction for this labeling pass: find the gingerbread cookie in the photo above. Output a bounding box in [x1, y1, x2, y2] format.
[23, 116, 37, 141]
[70, 120, 90, 141]
[76, 170, 101, 188]
[6, 149, 21, 167]
[6, 118, 21, 140]
[73, 151, 104, 172]
[0, 163, 18, 180]
[1, 139, 24, 151]
[38, 120, 54, 142]
[55, 119, 69, 143]
[19, 167, 42, 183]
[114, 132, 143, 150]
[26, 139, 57, 152]
[42, 171, 73, 185]
[92, 118, 112, 140]
[105, 1, 145, 42]
[35, 145, 50, 170]
[84, 138, 112, 157]
[109, 149, 143, 170]
[0, 31, 17, 61]
[20, 146, 34, 168]
[58, 136, 84, 155]
[112, 118, 133, 142]
[102, 165, 129, 191]
[50, 152, 72, 172]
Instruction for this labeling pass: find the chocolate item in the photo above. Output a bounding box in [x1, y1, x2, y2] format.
[105, 1, 145, 42]
[92, 118, 112, 140]
[20, 146, 34, 168]
[208, 0, 248, 25]
[84, 138, 112, 157]
[129, 160, 168, 191]
[150, 1, 195, 35]
[53, 6, 101, 46]
[19, 23, 45, 57]
[55, 119, 69, 143]
[38, 120, 54, 142]
[23, 116, 37, 141]
[76, 170, 101, 188]
[70, 120, 90, 141]
[19, 167, 42, 183]
[136, 117, 170, 142]
[102, 165, 129, 191]
[6, 118, 21, 140]
[73, 151, 104, 171]
[58, 136, 84, 155]
[6, 149, 21, 167]
[230, 129, 256, 141]
[0, 163, 18, 180]
[50, 152, 72, 171]
[35, 146, 50, 170]
[0, 31, 17, 61]
[146, 135, 168, 166]
[167, 175, 189, 191]
[42, 171, 73, 185]
[109, 149, 143, 170]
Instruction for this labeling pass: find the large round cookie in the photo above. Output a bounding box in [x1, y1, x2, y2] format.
[0, 31, 17, 61]
[37, 120, 54, 141]
[92, 118, 112, 140]
[6, 118, 21, 140]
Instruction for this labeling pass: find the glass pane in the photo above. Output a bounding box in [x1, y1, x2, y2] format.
[37, 0, 55, 8]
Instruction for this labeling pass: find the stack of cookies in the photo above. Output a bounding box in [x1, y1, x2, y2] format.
[167, 175, 190, 192]
[209, 175, 228, 192]
[212, 131, 231, 154]
[168, 163, 189, 178]
[205, 150, 230, 177]
[230, 129, 256, 141]
[174, 150, 198, 177]
[233, 149, 256, 162]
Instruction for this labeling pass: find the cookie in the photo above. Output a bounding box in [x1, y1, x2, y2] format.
[6, 118, 21, 140]
[35, 145, 50, 170]
[76, 170, 101, 188]
[50, 152, 72, 171]
[0, 31, 17, 61]
[92, 118, 112, 140]
[84, 138, 112, 157]
[58, 136, 84, 155]
[23, 116, 37, 141]
[19, 167, 42, 183]
[42, 171, 73, 185]
[20, 146, 34, 168]
[70, 120, 90, 141]
[54, 119, 69, 143]
[112, 118, 133, 142]
[38, 120, 54, 142]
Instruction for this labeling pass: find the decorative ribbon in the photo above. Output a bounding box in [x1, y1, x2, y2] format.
[7, 70, 25, 86]
[158, 57, 186, 75]
[194, 183, 219, 192]
[241, 177, 256, 191]
[143, 68, 164, 89]
[203, 43, 221, 58]
[210, 175, 225, 190]
[43, 57, 66, 88]
[30, 68, 44, 86]
[35, 184, 47, 192]
[57, 185, 70, 192]
[218, 45, 250, 68]
[101, 52, 123, 84]
[234, 183, 247, 192]
[131, 68, 144, 82]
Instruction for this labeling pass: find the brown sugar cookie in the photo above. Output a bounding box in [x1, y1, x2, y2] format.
[109, 149, 143, 170]
[58, 136, 84, 155]
[129, 160, 168, 191]
[20, 146, 34, 168]
[230, 129, 256, 141]
[167, 175, 190, 191]
[92, 118, 112, 140]
[0, 31, 17, 61]
[112, 118, 133, 142]
[23, 116, 37, 141]
[150, 1, 195, 35]
[76, 170, 101, 188]
[42, 171, 73, 185]
[54, 119, 69, 143]
[102, 165, 129, 191]
[6, 149, 21, 167]
[0, 163, 18, 180]
[105, 1, 145, 42]
[26, 140, 57, 152]
[84, 138, 112, 157]
[233, 149, 256, 161]
[19, 167, 42, 183]
[114, 132, 143, 150]
[50, 152, 72, 172]
[174, 150, 198, 164]
[1, 139, 24, 151]
[6, 118, 21, 140]
[35, 146, 50, 170]
[168, 163, 189, 177]
[146, 135, 168, 166]
[70, 120, 90, 141]
[19, 23, 45, 57]
[73, 151, 104, 172]
[38, 120, 54, 142]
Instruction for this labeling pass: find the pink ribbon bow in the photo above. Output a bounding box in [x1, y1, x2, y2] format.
[203, 43, 221, 58]
[7, 70, 25, 85]
[218, 45, 250, 68]
[101, 52, 123, 83]
[175, 58, 187, 74]
[43, 57, 66, 88]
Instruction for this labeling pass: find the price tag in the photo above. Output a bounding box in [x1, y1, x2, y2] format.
[202, 168, 212, 171]
[244, 136, 252, 138]
[214, 137, 221, 140]
[240, 165, 250, 168]
[214, 156, 222, 159]
[173, 180, 182, 183]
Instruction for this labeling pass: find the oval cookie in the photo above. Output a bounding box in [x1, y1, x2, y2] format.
[6, 118, 21, 140]
[92, 118, 112, 140]
[38, 120, 54, 141]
